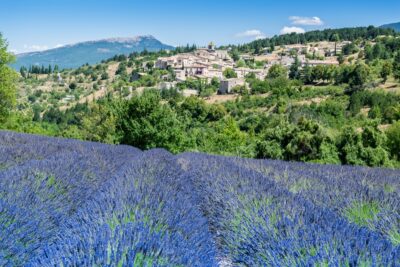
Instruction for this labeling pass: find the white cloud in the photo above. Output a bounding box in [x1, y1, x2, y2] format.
[54, 44, 64, 48]
[289, 16, 324, 26]
[23, 44, 49, 52]
[280, 26, 306, 35]
[9, 49, 18, 54]
[236, 29, 266, 40]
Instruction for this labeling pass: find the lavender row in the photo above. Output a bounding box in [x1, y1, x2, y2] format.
[0, 131, 399, 266]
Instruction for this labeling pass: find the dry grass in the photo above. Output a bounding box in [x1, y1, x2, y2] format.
[107, 62, 120, 80]
[378, 78, 400, 93]
[204, 94, 238, 104]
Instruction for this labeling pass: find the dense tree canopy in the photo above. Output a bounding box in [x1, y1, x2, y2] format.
[118, 90, 186, 153]
[225, 26, 397, 54]
[0, 34, 18, 122]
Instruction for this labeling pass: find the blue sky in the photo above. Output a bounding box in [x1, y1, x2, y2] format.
[2, 0, 400, 53]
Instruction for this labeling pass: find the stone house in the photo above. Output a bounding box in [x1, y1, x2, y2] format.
[218, 78, 245, 94]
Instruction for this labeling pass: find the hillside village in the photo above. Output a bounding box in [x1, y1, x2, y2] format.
[17, 28, 400, 119]
[16, 34, 400, 119]
[154, 40, 351, 94]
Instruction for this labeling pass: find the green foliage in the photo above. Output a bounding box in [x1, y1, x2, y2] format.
[115, 62, 127, 76]
[338, 126, 391, 167]
[342, 43, 359, 55]
[231, 26, 396, 54]
[196, 117, 251, 157]
[256, 117, 339, 163]
[0, 34, 18, 122]
[348, 62, 370, 89]
[199, 86, 217, 97]
[118, 90, 186, 153]
[388, 229, 400, 246]
[348, 90, 400, 122]
[79, 103, 120, 144]
[231, 85, 247, 95]
[236, 59, 246, 68]
[393, 52, 400, 81]
[256, 140, 284, 159]
[229, 49, 240, 61]
[223, 68, 237, 78]
[160, 88, 183, 101]
[267, 64, 287, 79]
[386, 121, 400, 160]
[101, 72, 109, 80]
[69, 82, 77, 90]
[380, 61, 392, 82]
[337, 53, 345, 65]
[289, 57, 301, 80]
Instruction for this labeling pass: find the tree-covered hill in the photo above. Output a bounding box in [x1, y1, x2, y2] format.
[381, 22, 400, 32]
[228, 26, 397, 53]
[12, 35, 174, 70]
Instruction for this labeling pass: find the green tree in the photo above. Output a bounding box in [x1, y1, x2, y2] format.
[267, 64, 287, 79]
[179, 96, 209, 122]
[101, 72, 109, 80]
[386, 121, 400, 160]
[81, 103, 119, 144]
[380, 61, 392, 83]
[236, 59, 246, 68]
[69, 82, 77, 90]
[337, 53, 345, 64]
[207, 117, 248, 156]
[301, 64, 314, 84]
[145, 61, 154, 70]
[393, 52, 400, 81]
[0, 34, 18, 122]
[331, 33, 340, 56]
[230, 49, 240, 62]
[338, 126, 390, 167]
[223, 68, 237, 79]
[119, 90, 186, 153]
[256, 139, 284, 159]
[289, 57, 301, 80]
[311, 65, 325, 82]
[349, 63, 370, 89]
[32, 104, 42, 122]
[20, 66, 28, 78]
[342, 43, 359, 55]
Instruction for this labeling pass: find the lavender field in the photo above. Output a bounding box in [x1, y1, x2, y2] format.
[0, 131, 399, 266]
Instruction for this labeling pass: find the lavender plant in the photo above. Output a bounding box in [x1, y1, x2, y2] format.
[0, 131, 399, 266]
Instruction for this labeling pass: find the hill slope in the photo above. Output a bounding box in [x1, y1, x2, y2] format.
[12, 35, 174, 70]
[0, 131, 399, 265]
[380, 22, 400, 32]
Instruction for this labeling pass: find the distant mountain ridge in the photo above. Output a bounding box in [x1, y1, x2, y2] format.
[380, 22, 400, 32]
[12, 35, 174, 70]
